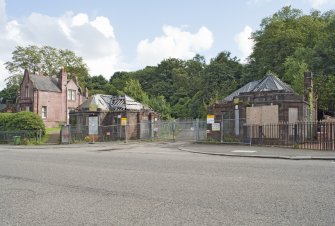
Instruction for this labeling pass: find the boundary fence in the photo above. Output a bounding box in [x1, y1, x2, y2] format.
[66, 119, 335, 150]
[0, 130, 42, 144]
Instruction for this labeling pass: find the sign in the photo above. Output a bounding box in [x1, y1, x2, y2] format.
[212, 123, 220, 131]
[207, 114, 215, 124]
[88, 116, 99, 135]
[233, 98, 239, 104]
[121, 117, 127, 126]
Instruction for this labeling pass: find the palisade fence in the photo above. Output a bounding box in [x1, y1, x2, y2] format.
[66, 119, 335, 151]
[244, 121, 335, 150]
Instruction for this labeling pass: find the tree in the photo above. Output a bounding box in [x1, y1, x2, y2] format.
[249, 6, 325, 78]
[202, 52, 241, 103]
[5, 45, 89, 86]
[121, 79, 150, 105]
[84, 75, 117, 95]
[2, 45, 90, 101]
[149, 96, 171, 119]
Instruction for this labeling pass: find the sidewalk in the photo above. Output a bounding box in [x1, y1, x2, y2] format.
[179, 143, 335, 160]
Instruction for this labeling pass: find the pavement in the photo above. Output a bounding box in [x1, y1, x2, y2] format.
[2, 140, 335, 160]
[179, 142, 335, 160]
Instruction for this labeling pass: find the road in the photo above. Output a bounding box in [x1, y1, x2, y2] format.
[0, 143, 334, 225]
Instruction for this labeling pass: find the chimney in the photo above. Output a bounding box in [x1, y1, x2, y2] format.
[304, 72, 313, 102]
[58, 69, 68, 91]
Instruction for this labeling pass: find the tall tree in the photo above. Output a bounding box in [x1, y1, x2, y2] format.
[5, 45, 89, 86]
[249, 6, 325, 78]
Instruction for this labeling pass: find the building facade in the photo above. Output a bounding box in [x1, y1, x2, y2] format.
[208, 74, 316, 142]
[69, 94, 159, 141]
[17, 69, 87, 127]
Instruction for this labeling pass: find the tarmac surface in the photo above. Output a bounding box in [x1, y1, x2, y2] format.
[1, 142, 335, 225]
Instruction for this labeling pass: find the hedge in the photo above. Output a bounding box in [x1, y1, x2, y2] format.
[0, 112, 46, 135]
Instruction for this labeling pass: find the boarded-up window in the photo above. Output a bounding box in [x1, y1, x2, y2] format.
[246, 105, 279, 138]
[288, 108, 298, 123]
[246, 105, 279, 125]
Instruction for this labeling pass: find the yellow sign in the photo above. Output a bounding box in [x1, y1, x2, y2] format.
[207, 114, 215, 124]
[233, 98, 239, 104]
[121, 118, 127, 125]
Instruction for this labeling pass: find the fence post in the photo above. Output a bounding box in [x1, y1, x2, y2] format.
[195, 118, 199, 141]
[172, 120, 176, 142]
[125, 124, 128, 143]
[249, 125, 252, 146]
[220, 116, 223, 143]
[294, 124, 298, 144]
[150, 119, 154, 141]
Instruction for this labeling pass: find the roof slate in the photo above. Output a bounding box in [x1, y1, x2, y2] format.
[78, 94, 151, 111]
[223, 75, 294, 102]
[29, 74, 61, 92]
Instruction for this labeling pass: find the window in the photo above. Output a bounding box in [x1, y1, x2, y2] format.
[41, 106, 47, 118]
[25, 86, 29, 97]
[67, 89, 76, 101]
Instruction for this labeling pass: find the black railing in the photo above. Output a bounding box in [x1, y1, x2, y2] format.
[244, 122, 335, 150]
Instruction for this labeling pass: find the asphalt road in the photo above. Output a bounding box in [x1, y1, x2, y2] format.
[0, 143, 334, 225]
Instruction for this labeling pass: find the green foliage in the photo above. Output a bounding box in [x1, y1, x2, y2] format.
[0, 113, 12, 130]
[1, 112, 46, 135]
[2, 45, 90, 101]
[149, 96, 171, 120]
[2, 6, 335, 119]
[84, 75, 117, 95]
[248, 6, 335, 114]
[250, 6, 326, 78]
[283, 56, 308, 94]
[122, 79, 150, 105]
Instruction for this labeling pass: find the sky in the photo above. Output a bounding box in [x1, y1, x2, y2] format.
[1, 0, 335, 90]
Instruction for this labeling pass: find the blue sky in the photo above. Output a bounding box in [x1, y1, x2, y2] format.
[1, 0, 335, 89]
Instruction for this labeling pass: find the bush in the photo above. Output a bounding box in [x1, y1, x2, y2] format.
[0, 113, 13, 130]
[0, 112, 46, 135]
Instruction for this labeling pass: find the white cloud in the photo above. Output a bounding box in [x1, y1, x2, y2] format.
[0, 0, 5, 24]
[246, 0, 272, 5]
[0, 61, 8, 90]
[309, 0, 330, 8]
[234, 26, 254, 63]
[0, 2, 125, 85]
[136, 25, 213, 67]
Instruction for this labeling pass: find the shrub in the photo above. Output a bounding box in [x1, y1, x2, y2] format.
[1, 112, 46, 135]
[0, 113, 13, 130]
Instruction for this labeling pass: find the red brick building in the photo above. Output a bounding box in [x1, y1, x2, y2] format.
[69, 94, 159, 140]
[17, 69, 87, 127]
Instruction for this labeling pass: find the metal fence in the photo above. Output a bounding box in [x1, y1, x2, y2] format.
[0, 130, 42, 144]
[244, 122, 335, 150]
[66, 120, 335, 151]
[68, 119, 207, 143]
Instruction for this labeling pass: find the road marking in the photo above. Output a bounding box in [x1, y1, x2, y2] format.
[231, 150, 257, 153]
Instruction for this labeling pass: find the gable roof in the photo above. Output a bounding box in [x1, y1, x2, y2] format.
[223, 75, 294, 101]
[78, 94, 151, 111]
[29, 74, 61, 92]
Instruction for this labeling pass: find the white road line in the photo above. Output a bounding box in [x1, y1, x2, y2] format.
[231, 150, 257, 153]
